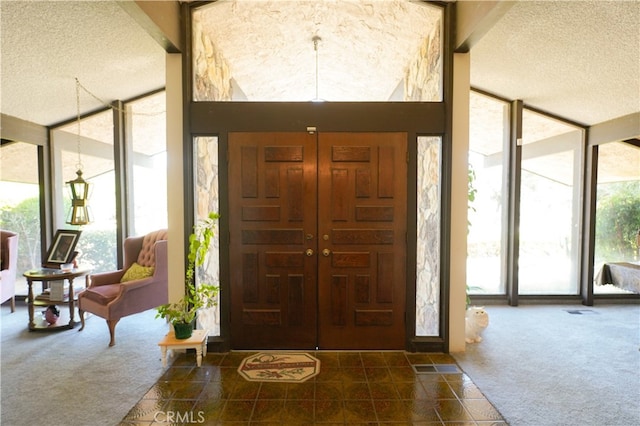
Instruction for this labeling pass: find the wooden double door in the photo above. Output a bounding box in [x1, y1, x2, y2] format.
[229, 131, 407, 349]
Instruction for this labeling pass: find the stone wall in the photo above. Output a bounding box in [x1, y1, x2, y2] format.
[192, 16, 232, 101]
[404, 19, 442, 102]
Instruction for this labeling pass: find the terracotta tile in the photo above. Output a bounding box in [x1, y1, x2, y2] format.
[159, 366, 193, 381]
[339, 366, 367, 382]
[360, 351, 387, 367]
[365, 366, 393, 382]
[192, 397, 225, 421]
[229, 380, 261, 400]
[200, 352, 227, 366]
[314, 399, 345, 423]
[448, 380, 486, 399]
[373, 399, 411, 422]
[315, 381, 344, 400]
[429, 353, 457, 364]
[436, 399, 474, 422]
[171, 381, 207, 400]
[343, 382, 371, 400]
[161, 399, 196, 413]
[405, 352, 432, 365]
[197, 381, 226, 400]
[421, 380, 456, 399]
[285, 381, 315, 399]
[120, 351, 506, 425]
[417, 373, 449, 384]
[185, 365, 218, 381]
[343, 399, 377, 422]
[251, 399, 284, 422]
[440, 372, 466, 383]
[169, 353, 196, 367]
[370, 382, 401, 399]
[313, 351, 340, 367]
[338, 351, 363, 367]
[221, 351, 257, 367]
[394, 381, 433, 400]
[282, 399, 315, 422]
[389, 365, 417, 382]
[404, 399, 441, 422]
[220, 366, 243, 383]
[315, 366, 342, 382]
[219, 399, 255, 421]
[383, 351, 412, 366]
[257, 382, 287, 399]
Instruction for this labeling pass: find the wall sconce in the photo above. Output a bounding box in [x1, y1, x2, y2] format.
[66, 78, 92, 225]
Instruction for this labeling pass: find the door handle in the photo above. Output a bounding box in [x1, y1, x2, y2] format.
[305, 249, 314, 256]
[322, 249, 331, 257]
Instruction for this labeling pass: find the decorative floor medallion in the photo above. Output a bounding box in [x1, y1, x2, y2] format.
[237, 352, 320, 383]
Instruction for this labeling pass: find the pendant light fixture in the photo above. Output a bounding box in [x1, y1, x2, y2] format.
[312, 35, 324, 102]
[66, 78, 92, 226]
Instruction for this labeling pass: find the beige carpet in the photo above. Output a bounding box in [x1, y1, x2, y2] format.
[1, 303, 170, 426]
[453, 304, 640, 426]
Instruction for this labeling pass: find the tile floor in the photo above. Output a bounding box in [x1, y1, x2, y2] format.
[120, 351, 506, 425]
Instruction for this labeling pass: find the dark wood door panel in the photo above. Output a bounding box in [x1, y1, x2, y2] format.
[229, 132, 317, 349]
[229, 131, 407, 350]
[318, 132, 407, 349]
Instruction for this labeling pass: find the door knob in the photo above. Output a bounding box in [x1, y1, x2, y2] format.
[322, 249, 331, 257]
[305, 249, 314, 256]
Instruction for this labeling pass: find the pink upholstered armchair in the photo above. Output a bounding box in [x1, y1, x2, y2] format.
[78, 229, 168, 346]
[1, 230, 19, 312]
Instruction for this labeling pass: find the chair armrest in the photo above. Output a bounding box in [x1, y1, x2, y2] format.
[87, 270, 125, 287]
[118, 276, 156, 292]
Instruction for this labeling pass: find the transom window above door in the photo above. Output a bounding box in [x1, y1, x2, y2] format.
[191, 0, 443, 102]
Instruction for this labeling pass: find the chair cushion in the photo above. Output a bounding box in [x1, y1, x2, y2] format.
[120, 262, 154, 282]
[136, 229, 168, 267]
[82, 284, 121, 304]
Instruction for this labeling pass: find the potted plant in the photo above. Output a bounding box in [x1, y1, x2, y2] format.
[156, 212, 220, 339]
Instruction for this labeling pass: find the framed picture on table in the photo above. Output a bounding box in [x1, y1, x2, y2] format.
[43, 229, 81, 268]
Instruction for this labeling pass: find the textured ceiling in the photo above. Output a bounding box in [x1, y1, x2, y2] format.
[0, 0, 638, 128]
[471, 0, 640, 127]
[0, 0, 166, 127]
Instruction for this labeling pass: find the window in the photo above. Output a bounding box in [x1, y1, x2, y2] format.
[467, 92, 509, 295]
[416, 136, 442, 336]
[192, 1, 443, 102]
[0, 141, 41, 295]
[127, 92, 168, 235]
[194, 136, 220, 336]
[519, 110, 584, 295]
[49, 90, 167, 273]
[52, 110, 117, 273]
[594, 141, 640, 294]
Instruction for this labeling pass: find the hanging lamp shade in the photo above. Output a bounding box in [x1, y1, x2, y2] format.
[66, 169, 92, 225]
